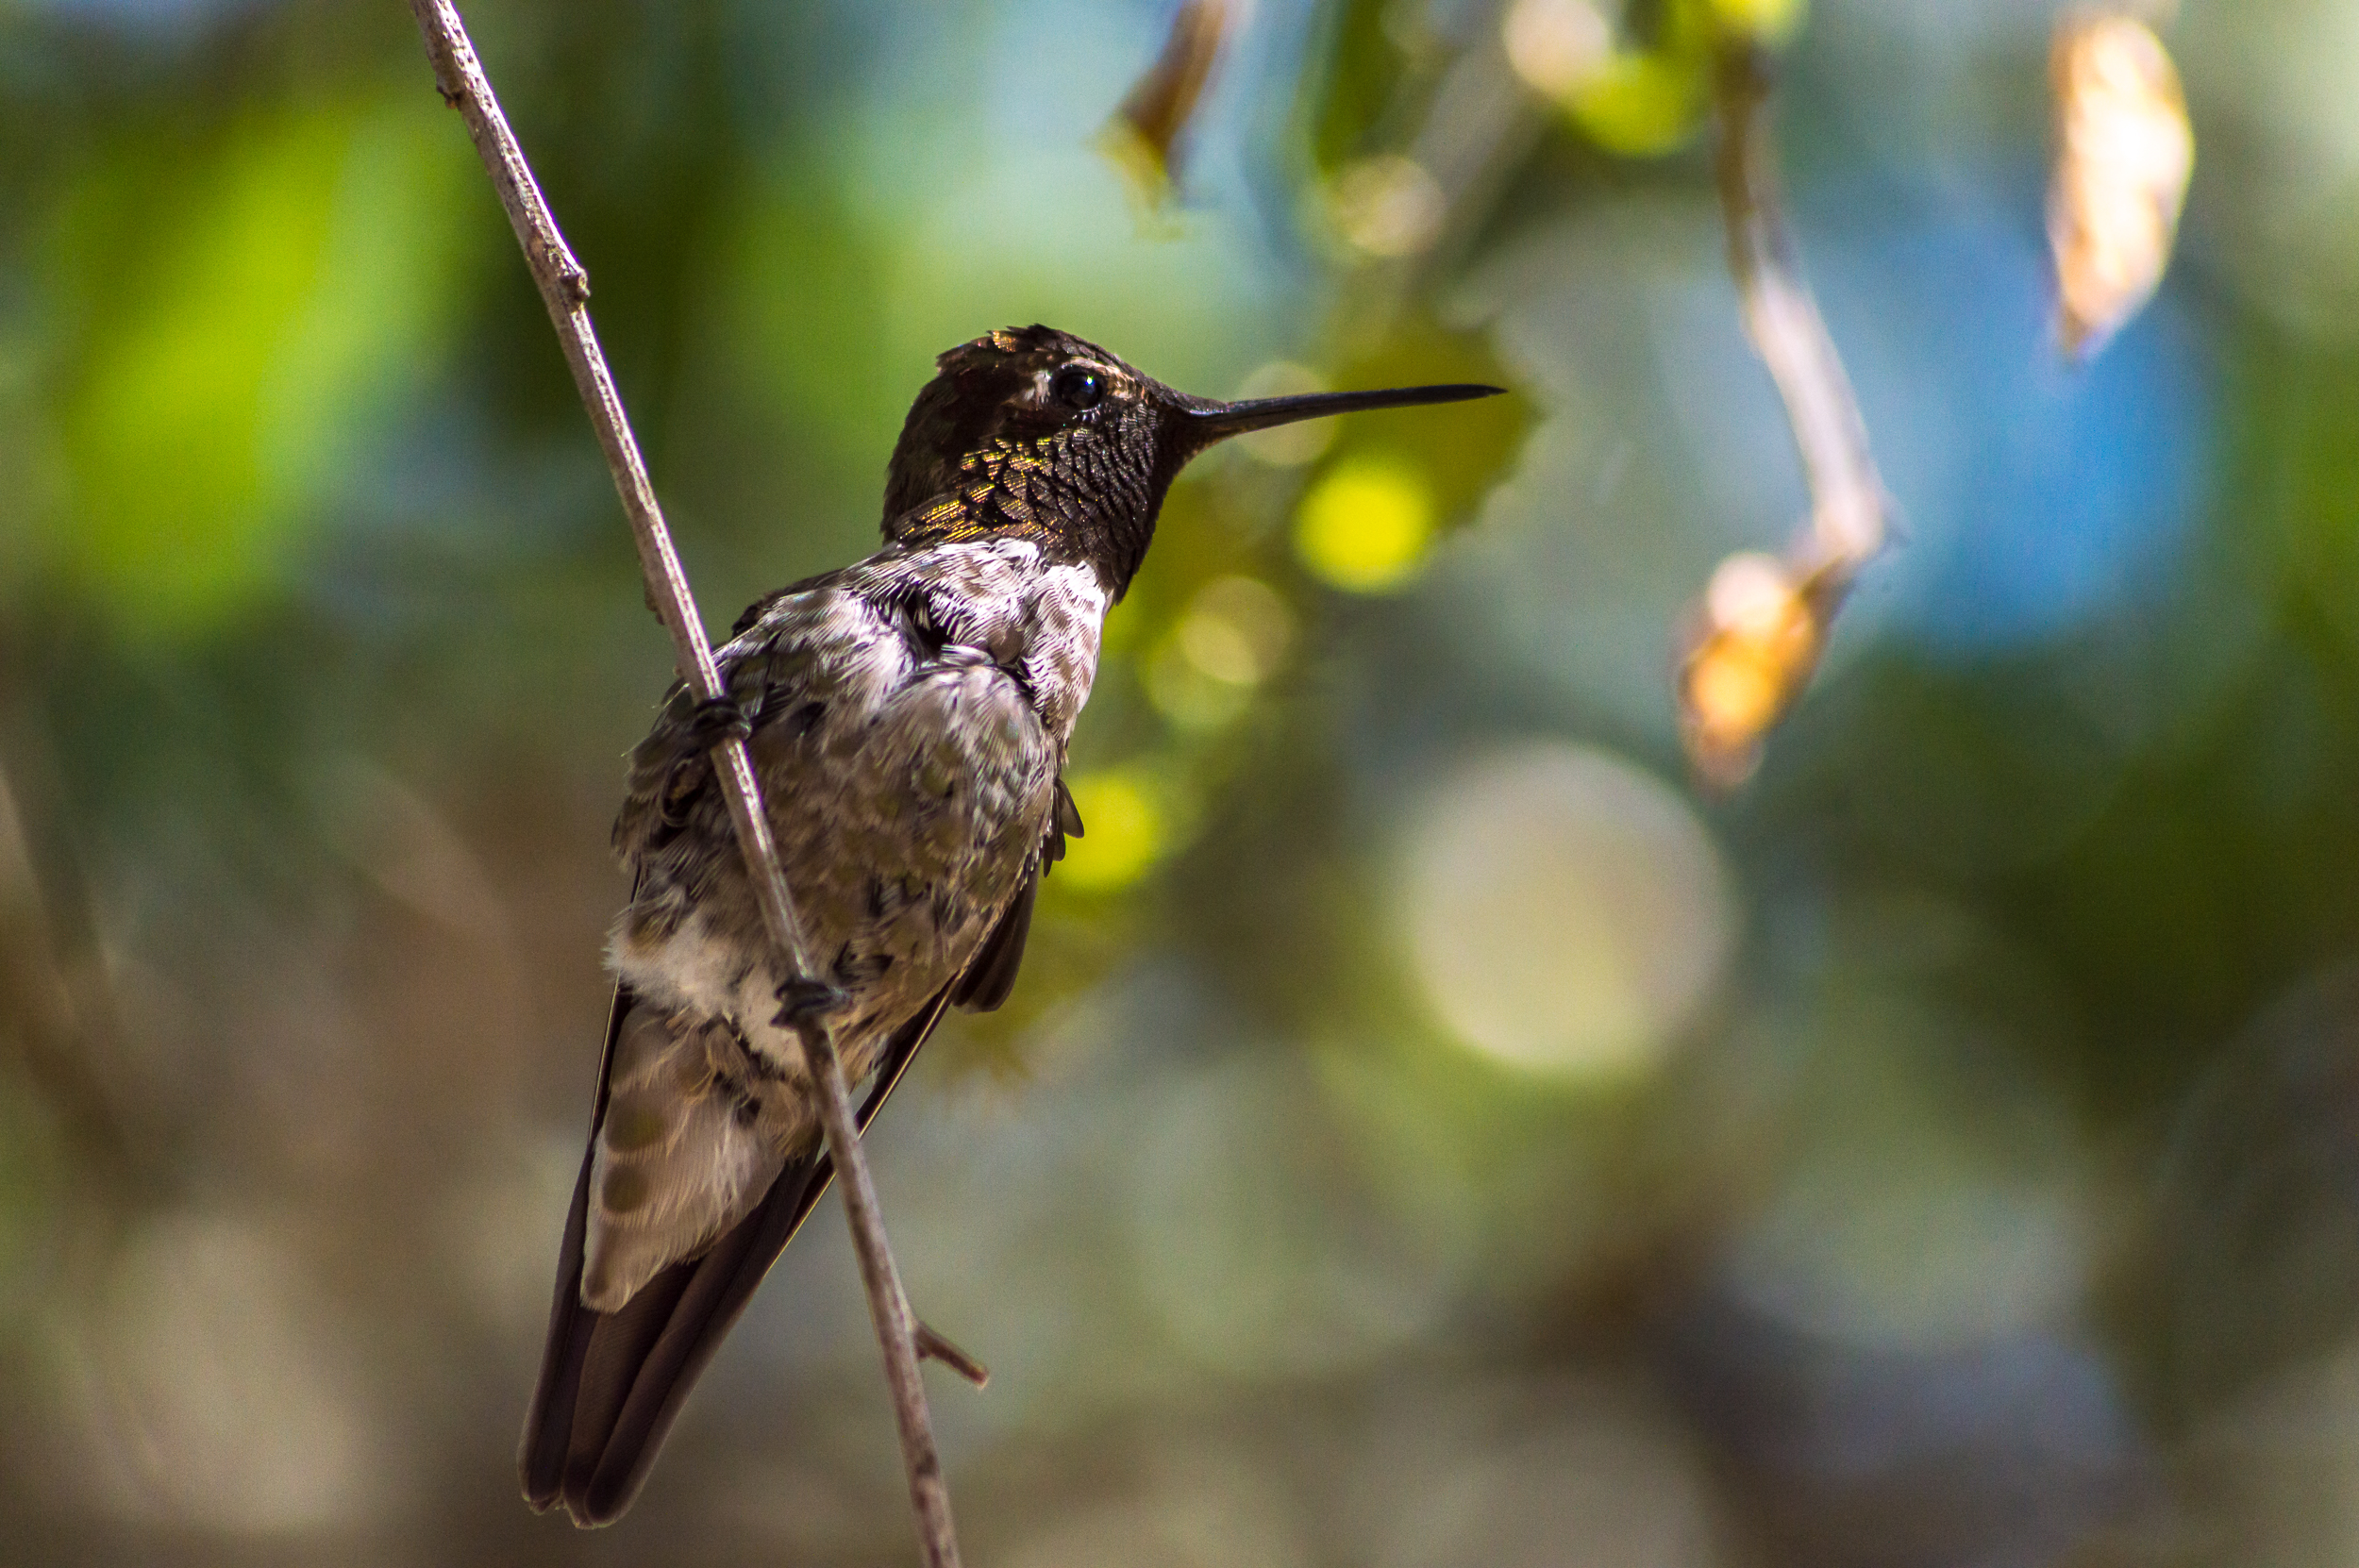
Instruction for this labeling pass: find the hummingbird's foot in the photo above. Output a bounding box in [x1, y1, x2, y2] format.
[684, 693, 754, 751]
[771, 975, 849, 1031]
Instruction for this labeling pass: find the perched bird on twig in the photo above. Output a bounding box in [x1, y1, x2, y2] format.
[520, 325, 1498, 1526]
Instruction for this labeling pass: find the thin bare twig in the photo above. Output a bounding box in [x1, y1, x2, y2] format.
[1676, 40, 1890, 788]
[1713, 43, 1884, 568]
[403, 5, 962, 1561]
[914, 1321, 993, 1389]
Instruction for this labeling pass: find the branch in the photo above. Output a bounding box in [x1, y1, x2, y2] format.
[0, 714, 143, 1219]
[1677, 41, 1889, 789]
[403, 6, 962, 1561]
[914, 1320, 992, 1389]
[1713, 43, 1883, 568]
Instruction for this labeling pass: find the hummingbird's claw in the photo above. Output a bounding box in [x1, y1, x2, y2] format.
[686, 693, 755, 751]
[771, 975, 849, 1030]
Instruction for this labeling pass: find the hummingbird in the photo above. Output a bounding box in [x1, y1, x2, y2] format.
[520, 325, 1499, 1526]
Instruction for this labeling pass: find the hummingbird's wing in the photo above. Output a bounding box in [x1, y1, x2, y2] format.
[947, 776, 1079, 1012]
[520, 979, 954, 1527]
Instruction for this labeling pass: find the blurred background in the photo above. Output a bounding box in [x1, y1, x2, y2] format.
[0, 0, 2356, 1562]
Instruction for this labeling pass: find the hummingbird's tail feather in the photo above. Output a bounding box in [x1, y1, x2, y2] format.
[520, 983, 955, 1526]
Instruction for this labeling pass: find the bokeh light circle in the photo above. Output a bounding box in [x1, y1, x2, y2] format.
[1397, 742, 1736, 1078]
[1296, 454, 1434, 592]
[1502, 0, 1612, 99]
[1329, 156, 1445, 258]
[1057, 769, 1166, 892]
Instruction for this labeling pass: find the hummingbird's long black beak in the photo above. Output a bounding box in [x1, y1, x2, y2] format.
[1180, 382, 1504, 443]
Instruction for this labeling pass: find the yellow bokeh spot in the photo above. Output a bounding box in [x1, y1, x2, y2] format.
[1056, 771, 1165, 892]
[1145, 576, 1291, 728]
[1706, 0, 1807, 44]
[1295, 456, 1435, 594]
[1181, 575, 1291, 684]
[1568, 50, 1710, 157]
[1145, 631, 1252, 730]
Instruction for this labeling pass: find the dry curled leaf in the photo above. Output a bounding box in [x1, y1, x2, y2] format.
[1675, 44, 1882, 791]
[2049, 12, 2194, 358]
[1677, 550, 1835, 790]
[1102, 0, 1240, 206]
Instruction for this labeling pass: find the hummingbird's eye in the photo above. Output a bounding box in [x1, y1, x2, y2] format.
[1050, 365, 1106, 411]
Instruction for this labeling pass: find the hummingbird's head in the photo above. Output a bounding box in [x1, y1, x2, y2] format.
[882, 325, 1500, 597]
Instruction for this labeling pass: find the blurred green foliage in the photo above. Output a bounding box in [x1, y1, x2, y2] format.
[55, 95, 479, 632]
